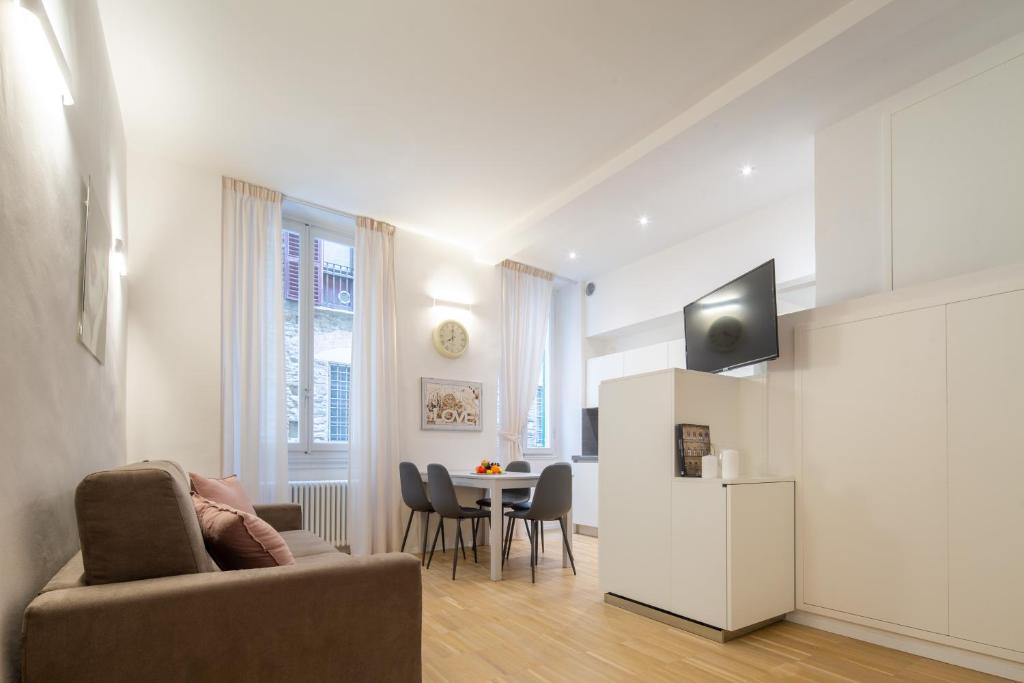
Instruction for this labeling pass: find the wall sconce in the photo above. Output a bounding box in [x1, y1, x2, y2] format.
[112, 238, 127, 277]
[16, 0, 74, 105]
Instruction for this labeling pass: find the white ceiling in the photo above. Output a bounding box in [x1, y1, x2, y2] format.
[97, 0, 1024, 279]
[97, 0, 846, 247]
[506, 0, 1024, 279]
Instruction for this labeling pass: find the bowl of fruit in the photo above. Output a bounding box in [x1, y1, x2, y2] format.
[475, 460, 503, 474]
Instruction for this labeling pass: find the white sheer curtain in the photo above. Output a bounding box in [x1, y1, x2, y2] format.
[221, 177, 288, 504]
[348, 217, 401, 555]
[498, 259, 554, 462]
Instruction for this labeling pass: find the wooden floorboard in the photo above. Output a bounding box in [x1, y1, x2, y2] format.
[416, 534, 1007, 682]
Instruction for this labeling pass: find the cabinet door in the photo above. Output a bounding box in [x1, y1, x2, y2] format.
[586, 353, 623, 408]
[670, 482, 726, 629]
[599, 372, 674, 606]
[799, 306, 948, 633]
[623, 343, 668, 376]
[727, 482, 794, 631]
[948, 290, 1024, 652]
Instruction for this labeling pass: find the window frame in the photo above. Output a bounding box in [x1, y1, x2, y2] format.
[523, 328, 554, 457]
[284, 219, 354, 464]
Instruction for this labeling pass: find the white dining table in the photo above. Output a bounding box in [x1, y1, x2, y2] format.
[420, 470, 573, 581]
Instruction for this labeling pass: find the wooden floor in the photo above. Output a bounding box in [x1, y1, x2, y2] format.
[419, 534, 1005, 682]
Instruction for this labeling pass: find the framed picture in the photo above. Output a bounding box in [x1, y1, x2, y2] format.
[676, 423, 711, 477]
[78, 178, 109, 363]
[421, 378, 482, 431]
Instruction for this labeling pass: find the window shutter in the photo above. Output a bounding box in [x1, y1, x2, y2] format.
[283, 231, 300, 301]
[313, 239, 322, 306]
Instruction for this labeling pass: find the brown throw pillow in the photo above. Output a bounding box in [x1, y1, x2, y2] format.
[189, 472, 257, 515]
[192, 494, 296, 569]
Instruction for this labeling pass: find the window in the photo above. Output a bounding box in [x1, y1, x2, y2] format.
[282, 221, 354, 457]
[328, 362, 350, 442]
[524, 337, 551, 452]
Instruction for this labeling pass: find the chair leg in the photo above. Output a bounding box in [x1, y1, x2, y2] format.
[541, 522, 545, 553]
[471, 518, 478, 564]
[559, 517, 577, 575]
[441, 519, 446, 553]
[453, 520, 464, 580]
[421, 512, 430, 566]
[400, 509, 414, 553]
[530, 520, 537, 583]
[426, 519, 442, 569]
[522, 518, 532, 542]
[502, 516, 510, 567]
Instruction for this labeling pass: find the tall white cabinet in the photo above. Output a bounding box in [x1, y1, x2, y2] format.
[947, 290, 1024, 653]
[789, 273, 1024, 666]
[600, 369, 794, 639]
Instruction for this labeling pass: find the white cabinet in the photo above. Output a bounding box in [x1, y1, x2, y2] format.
[587, 340, 687, 408]
[601, 369, 792, 637]
[670, 480, 794, 631]
[799, 307, 948, 634]
[585, 352, 623, 408]
[667, 339, 686, 369]
[570, 461, 598, 528]
[947, 290, 1024, 652]
[623, 343, 668, 375]
[599, 371, 674, 607]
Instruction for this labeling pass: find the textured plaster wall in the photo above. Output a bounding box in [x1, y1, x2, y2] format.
[0, 1, 127, 679]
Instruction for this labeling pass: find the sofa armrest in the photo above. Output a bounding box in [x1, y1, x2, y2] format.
[23, 553, 421, 683]
[253, 503, 302, 532]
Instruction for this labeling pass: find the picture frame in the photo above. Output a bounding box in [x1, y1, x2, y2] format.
[78, 178, 109, 363]
[677, 423, 711, 477]
[421, 377, 482, 431]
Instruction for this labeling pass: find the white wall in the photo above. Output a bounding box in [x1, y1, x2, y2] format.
[815, 34, 1024, 306]
[0, 1, 127, 678]
[552, 282, 583, 459]
[126, 150, 222, 476]
[394, 232, 501, 472]
[584, 192, 815, 338]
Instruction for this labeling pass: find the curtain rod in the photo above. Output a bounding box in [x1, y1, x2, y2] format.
[284, 194, 359, 221]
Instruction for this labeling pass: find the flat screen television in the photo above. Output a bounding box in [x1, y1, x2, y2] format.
[683, 259, 779, 373]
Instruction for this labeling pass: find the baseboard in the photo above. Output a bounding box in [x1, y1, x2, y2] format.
[786, 611, 1024, 682]
[574, 524, 598, 538]
[605, 593, 782, 643]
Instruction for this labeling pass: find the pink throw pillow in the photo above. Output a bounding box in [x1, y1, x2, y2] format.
[192, 494, 295, 569]
[189, 472, 256, 515]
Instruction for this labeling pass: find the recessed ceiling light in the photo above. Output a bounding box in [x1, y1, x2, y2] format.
[638, 215, 650, 227]
[568, 251, 578, 260]
[740, 164, 754, 177]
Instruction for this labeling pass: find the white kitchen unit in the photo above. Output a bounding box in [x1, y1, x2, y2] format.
[622, 343, 668, 376]
[586, 339, 687, 408]
[669, 478, 794, 633]
[585, 352, 623, 408]
[600, 368, 793, 640]
[570, 461, 598, 532]
[770, 263, 1024, 671]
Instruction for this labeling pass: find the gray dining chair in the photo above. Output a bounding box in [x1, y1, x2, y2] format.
[398, 461, 444, 565]
[502, 462, 576, 583]
[426, 464, 490, 580]
[476, 459, 533, 545]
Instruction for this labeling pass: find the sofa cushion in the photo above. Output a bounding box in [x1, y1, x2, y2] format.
[279, 530, 341, 559]
[193, 495, 296, 569]
[189, 472, 256, 515]
[76, 460, 218, 585]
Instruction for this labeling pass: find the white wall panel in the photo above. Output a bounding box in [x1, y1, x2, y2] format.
[947, 289, 1024, 653]
[799, 307, 948, 634]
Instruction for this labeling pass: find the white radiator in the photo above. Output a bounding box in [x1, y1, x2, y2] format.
[289, 480, 348, 548]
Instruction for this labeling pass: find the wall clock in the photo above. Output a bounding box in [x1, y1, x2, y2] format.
[432, 319, 469, 358]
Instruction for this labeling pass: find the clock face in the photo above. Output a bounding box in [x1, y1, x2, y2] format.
[433, 320, 469, 358]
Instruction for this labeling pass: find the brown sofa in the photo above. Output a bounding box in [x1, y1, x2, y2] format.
[21, 461, 421, 682]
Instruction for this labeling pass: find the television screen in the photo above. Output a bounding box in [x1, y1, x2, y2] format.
[683, 259, 779, 373]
